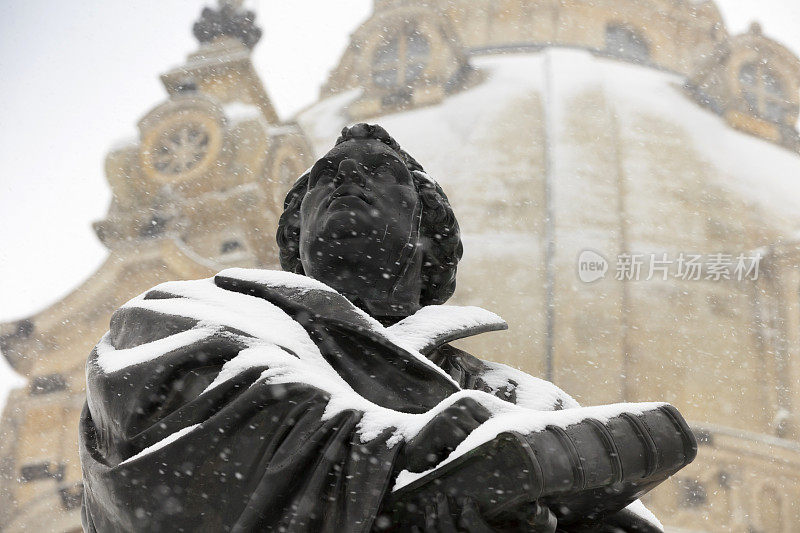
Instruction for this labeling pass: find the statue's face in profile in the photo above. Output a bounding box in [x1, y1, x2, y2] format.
[298, 138, 421, 304]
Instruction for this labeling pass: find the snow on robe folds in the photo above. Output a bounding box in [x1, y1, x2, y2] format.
[80, 268, 662, 532]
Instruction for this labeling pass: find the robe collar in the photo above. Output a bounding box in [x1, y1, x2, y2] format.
[214, 268, 507, 356]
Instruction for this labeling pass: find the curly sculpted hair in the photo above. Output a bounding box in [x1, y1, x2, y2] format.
[276, 123, 463, 306]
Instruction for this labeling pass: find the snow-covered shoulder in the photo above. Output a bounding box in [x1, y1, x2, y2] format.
[386, 305, 508, 354]
[106, 276, 324, 374]
[216, 267, 337, 294]
[96, 326, 220, 373]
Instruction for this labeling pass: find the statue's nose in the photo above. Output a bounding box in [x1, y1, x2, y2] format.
[334, 158, 367, 187]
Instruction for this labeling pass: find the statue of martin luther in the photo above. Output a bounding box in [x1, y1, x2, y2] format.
[80, 124, 695, 532]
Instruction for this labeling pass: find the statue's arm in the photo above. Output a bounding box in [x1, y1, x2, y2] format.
[427, 346, 678, 532]
[388, 421, 559, 532]
[399, 396, 491, 473]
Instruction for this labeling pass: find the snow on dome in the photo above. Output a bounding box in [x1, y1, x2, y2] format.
[297, 49, 800, 234]
[298, 88, 362, 155]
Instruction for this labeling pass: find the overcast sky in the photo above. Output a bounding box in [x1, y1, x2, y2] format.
[1, 0, 799, 326]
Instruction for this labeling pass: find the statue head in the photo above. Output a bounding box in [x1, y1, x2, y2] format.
[276, 123, 462, 320]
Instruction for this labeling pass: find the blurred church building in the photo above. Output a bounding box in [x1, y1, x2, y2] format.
[2, 1, 800, 531]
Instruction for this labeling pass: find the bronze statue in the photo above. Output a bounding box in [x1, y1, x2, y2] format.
[80, 123, 695, 532]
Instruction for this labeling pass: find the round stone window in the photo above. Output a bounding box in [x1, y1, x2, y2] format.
[150, 122, 210, 174]
[141, 112, 222, 183]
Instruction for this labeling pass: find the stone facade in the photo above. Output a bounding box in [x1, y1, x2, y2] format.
[2, 1, 800, 531]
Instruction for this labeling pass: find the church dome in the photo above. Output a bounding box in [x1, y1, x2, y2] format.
[298, 47, 800, 407]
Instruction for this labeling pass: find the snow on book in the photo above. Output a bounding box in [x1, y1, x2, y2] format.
[385, 404, 696, 528]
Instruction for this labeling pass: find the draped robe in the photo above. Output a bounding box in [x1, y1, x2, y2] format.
[80, 268, 662, 532]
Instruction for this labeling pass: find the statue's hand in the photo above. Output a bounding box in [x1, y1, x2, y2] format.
[413, 495, 557, 533]
[413, 494, 493, 533]
[514, 501, 558, 532]
[401, 397, 491, 473]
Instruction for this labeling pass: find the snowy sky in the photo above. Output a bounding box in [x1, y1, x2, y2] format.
[0, 0, 799, 326]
